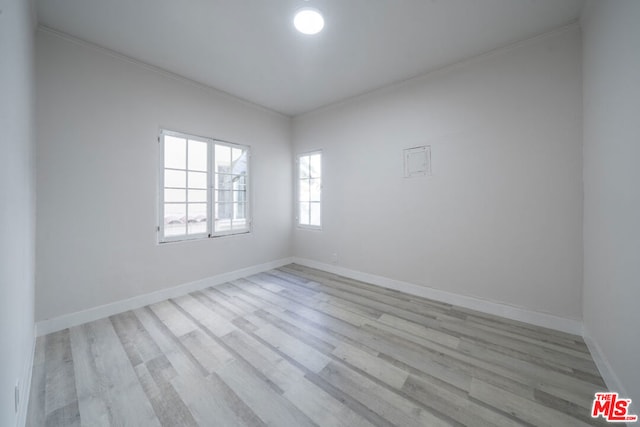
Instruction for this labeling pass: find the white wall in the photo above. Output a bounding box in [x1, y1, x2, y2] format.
[0, 0, 36, 425]
[292, 27, 583, 320]
[35, 29, 292, 321]
[581, 0, 640, 405]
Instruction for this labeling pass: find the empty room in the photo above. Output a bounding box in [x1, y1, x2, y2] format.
[1, 0, 639, 425]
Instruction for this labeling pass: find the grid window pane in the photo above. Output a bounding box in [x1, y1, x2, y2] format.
[188, 203, 207, 223]
[215, 174, 233, 192]
[214, 203, 232, 232]
[188, 189, 207, 203]
[310, 202, 321, 226]
[299, 202, 310, 225]
[165, 170, 186, 188]
[188, 171, 207, 189]
[310, 154, 321, 178]
[233, 190, 246, 204]
[187, 203, 207, 235]
[231, 174, 245, 190]
[215, 145, 231, 172]
[188, 221, 207, 235]
[232, 218, 247, 230]
[299, 180, 310, 202]
[214, 202, 249, 232]
[235, 202, 246, 220]
[164, 189, 185, 203]
[309, 178, 321, 202]
[215, 202, 232, 220]
[188, 140, 208, 172]
[299, 155, 310, 179]
[164, 136, 186, 170]
[215, 190, 232, 204]
[231, 149, 248, 175]
[164, 203, 186, 236]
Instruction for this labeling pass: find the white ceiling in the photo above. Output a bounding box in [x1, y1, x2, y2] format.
[36, 0, 585, 116]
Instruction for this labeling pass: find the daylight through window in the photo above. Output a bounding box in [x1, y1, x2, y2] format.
[159, 130, 250, 242]
[297, 151, 322, 228]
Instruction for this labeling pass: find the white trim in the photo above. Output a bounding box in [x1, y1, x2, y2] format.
[291, 257, 583, 335]
[35, 257, 294, 336]
[16, 326, 36, 427]
[583, 328, 634, 411]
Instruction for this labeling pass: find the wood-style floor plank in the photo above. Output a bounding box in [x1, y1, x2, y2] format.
[26, 264, 608, 426]
[469, 378, 592, 427]
[133, 357, 198, 427]
[135, 306, 264, 427]
[70, 319, 160, 427]
[44, 330, 80, 426]
[25, 337, 46, 427]
[215, 360, 316, 427]
[320, 361, 453, 427]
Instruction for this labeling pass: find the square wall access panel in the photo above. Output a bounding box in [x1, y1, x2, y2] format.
[404, 145, 431, 178]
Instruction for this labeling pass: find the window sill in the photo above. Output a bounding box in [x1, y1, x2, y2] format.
[296, 225, 322, 231]
[157, 230, 252, 245]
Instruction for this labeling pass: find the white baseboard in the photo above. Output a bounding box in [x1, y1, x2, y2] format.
[583, 328, 633, 407]
[291, 257, 583, 335]
[16, 327, 36, 427]
[35, 255, 582, 337]
[36, 257, 294, 336]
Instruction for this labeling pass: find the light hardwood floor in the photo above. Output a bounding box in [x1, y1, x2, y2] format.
[27, 264, 610, 426]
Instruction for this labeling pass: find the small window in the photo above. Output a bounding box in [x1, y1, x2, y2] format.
[159, 129, 250, 243]
[297, 151, 322, 229]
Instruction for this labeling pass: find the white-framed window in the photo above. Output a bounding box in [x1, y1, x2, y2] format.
[158, 129, 250, 243]
[296, 150, 322, 229]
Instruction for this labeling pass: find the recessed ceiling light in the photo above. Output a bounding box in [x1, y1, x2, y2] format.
[294, 8, 324, 35]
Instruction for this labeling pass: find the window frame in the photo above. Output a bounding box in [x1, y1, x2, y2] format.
[158, 129, 251, 244]
[210, 139, 251, 238]
[296, 150, 322, 230]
